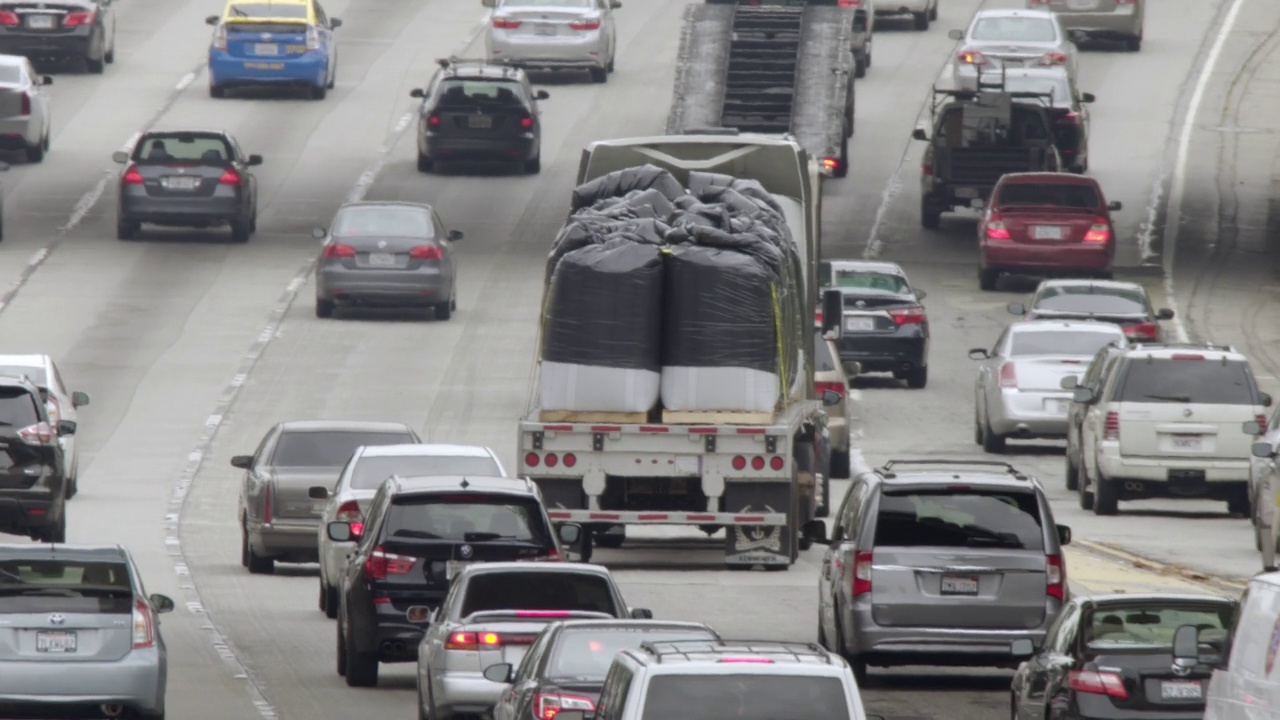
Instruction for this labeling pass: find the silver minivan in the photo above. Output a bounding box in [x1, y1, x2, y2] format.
[803, 459, 1072, 681]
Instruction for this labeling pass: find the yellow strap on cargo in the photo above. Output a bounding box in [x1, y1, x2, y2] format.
[771, 282, 786, 409]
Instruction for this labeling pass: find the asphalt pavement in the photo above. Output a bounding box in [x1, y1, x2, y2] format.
[1, 0, 1275, 718]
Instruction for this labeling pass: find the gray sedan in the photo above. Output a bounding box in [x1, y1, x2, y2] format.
[1027, 0, 1143, 51]
[949, 9, 1078, 91]
[313, 201, 463, 320]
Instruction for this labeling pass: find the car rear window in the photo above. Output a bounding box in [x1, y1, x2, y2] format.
[1010, 330, 1121, 357]
[0, 66, 21, 85]
[1084, 604, 1232, 651]
[0, 365, 46, 387]
[351, 455, 502, 490]
[460, 572, 618, 616]
[223, 21, 307, 33]
[641, 675, 850, 720]
[436, 80, 525, 107]
[547, 627, 718, 679]
[272, 431, 414, 466]
[333, 206, 434, 238]
[1115, 358, 1257, 405]
[970, 17, 1056, 42]
[226, 2, 308, 18]
[874, 488, 1045, 551]
[0, 387, 39, 428]
[385, 494, 549, 543]
[1033, 287, 1148, 316]
[832, 269, 908, 294]
[0, 559, 133, 614]
[502, 0, 592, 7]
[813, 333, 837, 372]
[134, 134, 233, 164]
[998, 183, 1099, 209]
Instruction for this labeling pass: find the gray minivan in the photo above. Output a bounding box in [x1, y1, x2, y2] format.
[803, 459, 1072, 681]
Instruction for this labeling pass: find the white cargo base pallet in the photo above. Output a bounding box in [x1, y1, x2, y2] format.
[546, 509, 789, 526]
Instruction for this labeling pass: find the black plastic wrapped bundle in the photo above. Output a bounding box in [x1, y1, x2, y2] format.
[688, 171, 785, 215]
[546, 215, 670, 281]
[570, 165, 685, 211]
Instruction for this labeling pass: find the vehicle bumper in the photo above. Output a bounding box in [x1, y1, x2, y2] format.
[0, 488, 60, 536]
[875, 1, 930, 14]
[433, 669, 506, 714]
[836, 333, 927, 374]
[0, 648, 164, 714]
[250, 520, 320, 561]
[924, 182, 996, 210]
[370, 608, 432, 662]
[0, 33, 92, 59]
[208, 51, 327, 88]
[1097, 446, 1250, 499]
[487, 32, 607, 69]
[1073, 694, 1202, 720]
[0, 119, 38, 148]
[316, 267, 450, 307]
[1053, 9, 1141, 38]
[422, 133, 537, 162]
[843, 607, 1052, 668]
[120, 194, 245, 226]
[989, 389, 1072, 438]
[982, 242, 1113, 274]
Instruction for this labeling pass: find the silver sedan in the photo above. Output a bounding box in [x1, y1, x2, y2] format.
[1027, 0, 1144, 51]
[0, 54, 51, 163]
[313, 201, 463, 320]
[484, 0, 620, 84]
[969, 319, 1126, 453]
[949, 9, 1078, 91]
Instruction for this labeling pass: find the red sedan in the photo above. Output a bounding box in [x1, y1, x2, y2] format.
[977, 172, 1121, 291]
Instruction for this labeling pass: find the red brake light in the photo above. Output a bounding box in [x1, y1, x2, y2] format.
[535, 692, 596, 720]
[984, 213, 1011, 240]
[519, 114, 534, 130]
[409, 245, 442, 260]
[323, 243, 357, 258]
[428, 113, 441, 127]
[123, 165, 144, 184]
[63, 9, 94, 26]
[814, 381, 845, 399]
[132, 599, 155, 649]
[1083, 220, 1110, 243]
[218, 168, 241, 185]
[820, 157, 842, 174]
[852, 551, 872, 596]
[837, 0, 860, 6]
[815, 310, 824, 325]
[19, 91, 29, 116]
[364, 546, 415, 581]
[1104, 411, 1119, 442]
[447, 631, 478, 650]
[568, 18, 601, 30]
[492, 17, 521, 29]
[1039, 52, 1069, 67]
[1046, 554, 1064, 600]
[0, 11, 17, 25]
[957, 50, 986, 65]
[1122, 322, 1158, 340]
[335, 500, 363, 537]
[1056, 111, 1081, 127]
[889, 306, 926, 326]
[1069, 670, 1128, 698]
[998, 362, 1018, 389]
[545, 453, 559, 468]
[16, 422, 53, 446]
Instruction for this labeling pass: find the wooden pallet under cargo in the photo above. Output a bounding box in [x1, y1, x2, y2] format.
[661, 409, 775, 425]
[538, 410, 650, 424]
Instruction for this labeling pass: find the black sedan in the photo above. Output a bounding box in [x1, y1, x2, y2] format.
[1010, 593, 1236, 720]
[112, 128, 261, 242]
[820, 259, 930, 388]
[487, 620, 720, 720]
[1008, 278, 1175, 343]
[0, 0, 117, 73]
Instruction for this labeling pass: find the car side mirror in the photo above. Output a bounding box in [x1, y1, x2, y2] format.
[111, 150, 129, 164]
[1056, 525, 1072, 546]
[1172, 624, 1200, 667]
[40, 76, 52, 86]
[1010, 639, 1035, 658]
[311, 227, 326, 240]
[1072, 387, 1096, 404]
[56, 420, 76, 437]
[801, 519, 829, 545]
[630, 608, 653, 619]
[406, 605, 432, 623]
[821, 390, 841, 406]
[230, 455, 254, 470]
[911, 127, 928, 141]
[308, 486, 329, 500]
[1060, 375, 1079, 390]
[71, 391, 90, 408]
[915, 289, 927, 301]
[1262, 393, 1274, 408]
[947, 29, 963, 40]
[205, 15, 219, 25]
[1081, 92, 1096, 104]
[845, 361, 861, 376]
[1156, 308, 1175, 320]
[483, 662, 515, 683]
[1007, 302, 1026, 316]
[610, 0, 621, 7]
[968, 348, 988, 360]
[329, 17, 342, 28]
[410, 88, 426, 99]
[448, 230, 464, 241]
[246, 154, 263, 166]
[557, 522, 582, 546]
[1252, 441, 1274, 459]
[327, 521, 354, 542]
[535, 89, 550, 100]
[150, 594, 176, 614]
[1107, 200, 1122, 211]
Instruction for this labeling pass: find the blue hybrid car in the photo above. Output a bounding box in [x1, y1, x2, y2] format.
[206, 0, 340, 100]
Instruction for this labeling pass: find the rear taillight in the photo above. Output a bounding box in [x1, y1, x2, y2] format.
[211, 24, 227, 51]
[568, 18, 601, 30]
[335, 500, 363, 537]
[0, 11, 18, 25]
[889, 306, 926, 326]
[1055, 111, 1081, 127]
[837, 0, 860, 6]
[984, 213, 1011, 240]
[427, 113, 441, 127]
[46, 394, 61, 425]
[364, 546, 415, 581]
[409, 245, 442, 260]
[218, 168, 241, 185]
[492, 17, 521, 29]
[1046, 554, 1064, 600]
[263, 482, 273, 523]
[957, 50, 986, 65]
[535, 692, 596, 720]
[16, 422, 53, 446]
[815, 381, 845, 399]
[815, 310, 824, 326]
[1122, 322, 1158, 341]
[323, 243, 356, 258]
[1103, 411, 1120, 442]
[998, 362, 1018, 389]
[1256, 415, 1267, 431]
[132, 599, 155, 649]
[544, 547, 562, 562]
[63, 9, 94, 26]
[306, 25, 321, 50]
[447, 630, 505, 650]
[852, 551, 872, 597]
[519, 114, 534, 130]
[1069, 670, 1128, 698]
[1038, 52, 1069, 67]
[1083, 220, 1110, 243]
[123, 165, 144, 184]
[820, 157, 842, 175]
[19, 92, 29, 116]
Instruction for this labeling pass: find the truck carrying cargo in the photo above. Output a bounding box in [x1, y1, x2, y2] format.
[666, 0, 855, 178]
[518, 134, 840, 569]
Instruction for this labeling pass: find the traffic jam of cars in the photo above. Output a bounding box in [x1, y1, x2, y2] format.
[0, 0, 1276, 719]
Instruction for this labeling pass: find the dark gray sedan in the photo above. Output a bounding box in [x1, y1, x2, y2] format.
[112, 128, 261, 242]
[313, 201, 462, 320]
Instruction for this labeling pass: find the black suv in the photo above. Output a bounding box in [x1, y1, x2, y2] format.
[408, 59, 549, 175]
[819, 259, 931, 389]
[327, 475, 584, 669]
[0, 375, 74, 542]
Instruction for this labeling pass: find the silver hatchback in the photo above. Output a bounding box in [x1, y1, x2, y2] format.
[802, 460, 1072, 682]
[1027, 0, 1143, 51]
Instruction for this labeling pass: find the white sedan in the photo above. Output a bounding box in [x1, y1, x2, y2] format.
[485, 0, 620, 84]
[949, 9, 1079, 92]
[0, 54, 51, 163]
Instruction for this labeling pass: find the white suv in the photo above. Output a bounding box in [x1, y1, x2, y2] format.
[1069, 343, 1272, 516]
[566, 640, 879, 720]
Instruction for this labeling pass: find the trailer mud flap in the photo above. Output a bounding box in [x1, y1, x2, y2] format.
[723, 482, 796, 567]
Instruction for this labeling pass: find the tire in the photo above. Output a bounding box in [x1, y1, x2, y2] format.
[327, 61, 337, 89]
[974, 411, 983, 445]
[523, 154, 541, 174]
[1126, 35, 1141, 52]
[921, 203, 941, 229]
[311, 85, 327, 100]
[64, 476, 78, 499]
[905, 365, 928, 389]
[25, 139, 43, 164]
[833, 133, 849, 178]
[86, 54, 104, 74]
[229, 220, 250, 243]
[929, 2, 938, 21]
[1078, 464, 1095, 511]
[244, 528, 275, 574]
[336, 622, 348, 677]
[829, 449, 850, 479]
[981, 411, 1006, 454]
[323, 584, 339, 619]
[116, 219, 139, 240]
[209, 85, 225, 99]
[1093, 477, 1119, 516]
[912, 11, 929, 30]
[1228, 486, 1251, 516]
[607, 56, 615, 73]
[589, 66, 607, 83]
[104, 45, 114, 64]
[344, 623, 379, 687]
[854, 52, 867, 79]
[316, 298, 335, 318]
[435, 302, 452, 321]
[417, 153, 434, 173]
[979, 268, 999, 291]
[41, 513, 66, 543]
[249, 212, 257, 234]
[1064, 454, 1079, 492]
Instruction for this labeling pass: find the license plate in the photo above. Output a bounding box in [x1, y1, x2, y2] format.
[368, 252, 396, 266]
[26, 14, 54, 28]
[954, 187, 979, 199]
[844, 316, 876, 332]
[36, 631, 76, 653]
[446, 560, 472, 580]
[162, 176, 201, 190]
[940, 575, 979, 595]
[467, 115, 493, 129]
[535, 23, 556, 35]
[1066, 0, 1098, 10]
[1172, 435, 1204, 450]
[1161, 680, 1202, 700]
[1032, 225, 1065, 240]
[254, 43, 280, 56]
[1044, 398, 1070, 415]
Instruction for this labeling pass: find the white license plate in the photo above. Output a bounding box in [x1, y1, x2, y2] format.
[162, 176, 201, 190]
[1161, 680, 1202, 700]
[1044, 398, 1070, 415]
[254, 43, 280, 56]
[844, 316, 877, 332]
[446, 560, 473, 580]
[36, 630, 76, 653]
[940, 575, 979, 595]
[1066, 0, 1098, 10]
[367, 252, 396, 266]
[1032, 225, 1065, 240]
[26, 14, 54, 28]
[467, 115, 493, 129]
[954, 187, 979, 199]
[535, 23, 556, 35]
[1171, 435, 1204, 450]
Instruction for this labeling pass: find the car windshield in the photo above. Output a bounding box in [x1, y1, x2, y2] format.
[998, 183, 1099, 209]
[1033, 286, 1148, 316]
[386, 494, 549, 543]
[350, 455, 502, 490]
[1010, 330, 1121, 357]
[332, 206, 433, 238]
[460, 571, 618, 616]
[832, 270, 908, 294]
[502, 0, 592, 6]
[1003, 76, 1071, 105]
[0, 559, 133, 614]
[547, 628, 718, 679]
[813, 333, 837, 372]
[435, 80, 525, 107]
[1084, 604, 1232, 651]
[970, 17, 1057, 43]
[875, 488, 1045, 551]
[0, 365, 46, 387]
[0, 387, 39, 428]
[641, 675, 850, 720]
[135, 134, 233, 164]
[227, 2, 308, 18]
[271, 430, 414, 466]
[1115, 358, 1257, 405]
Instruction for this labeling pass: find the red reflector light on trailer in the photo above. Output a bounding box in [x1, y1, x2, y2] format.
[525, 452, 540, 467]
[750, 456, 765, 471]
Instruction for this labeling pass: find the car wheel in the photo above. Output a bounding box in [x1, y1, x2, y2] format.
[229, 220, 250, 243]
[104, 44, 114, 64]
[316, 298, 335, 318]
[249, 212, 257, 234]
[245, 531, 275, 574]
[834, 134, 849, 178]
[336, 620, 348, 676]
[981, 410, 1006, 454]
[1064, 454, 1079, 492]
[854, 52, 866, 79]
[327, 61, 337, 89]
[324, 584, 339, 619]
[344, 624, 379, 687]
[25, 139, 44, 163]
[435, 301, 452, 321]
[1078, 463, 1095, 510]
[64, 475, 78, 499]
[86, 54, 104, 74]
[1093, 476, 1119, 515]
[921, 202, 941, 229]
[905, 366, 927, 389]
[929, 2, 938, 21]
[978, 268, 999, 291]
[974, 409, 983, 445]
[524, 154, 541, 174]
[589, 66, 607, 83]
[417, 153, 434, 174]
[606, 55, 615, 73]
[1126, 35, 1141, 52]
[1228, 486, 1251, 517]
[829, 449, 850, 479]
[209, 84, 225, 99]
[116, 219, 139, 241]
[310, 85, 327, 100]
[912, 11, 928, 30]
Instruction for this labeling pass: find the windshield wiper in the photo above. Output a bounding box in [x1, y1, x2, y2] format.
[391, 530, 440, 539]
[1144, 393, 1192, 403]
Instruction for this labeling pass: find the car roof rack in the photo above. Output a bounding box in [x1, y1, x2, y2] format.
[1128, 342, 1235, 352]
[637, 640, 833, 664]
[928, 65, 1055, 110]
[436, 56, 521, 78]
[878, 459, 1029, 481]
